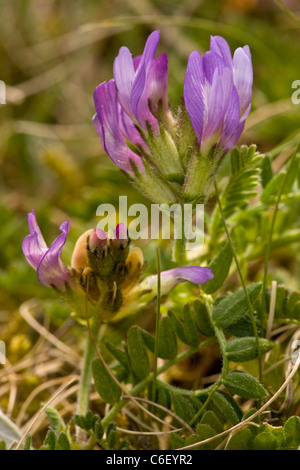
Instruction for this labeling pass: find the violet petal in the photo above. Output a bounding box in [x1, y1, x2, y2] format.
[184, 51, 205, 146]
[131, 30, 160, 121]
[37, 221, 71, 290]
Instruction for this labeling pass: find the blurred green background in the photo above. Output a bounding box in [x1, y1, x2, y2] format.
[0, 0, 300, 334]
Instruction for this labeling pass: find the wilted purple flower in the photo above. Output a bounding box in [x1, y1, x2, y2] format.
[22, 211, 72, 291]
[93, 30, 169, 175]
[184, 35, 253, 157]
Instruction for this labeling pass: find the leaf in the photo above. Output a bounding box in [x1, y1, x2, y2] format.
[105, 341, 129, 371]
[139, 328, 155, 353]
[283, 153, 299, 194]
[202, 242, 232, 294]
[225, 315, 261, 338]
[107, 423, 117, 449]
[168, 310, 187, 343]
[252, 431, 277, 450]
[23, 435, 32, 451]
[209, 390, 242, 425]
[225, 337, 274, 362]
[127, 326, 150, 380]
[0, 410, 22, 449]
[46, 407, 65, 433]
[273, 285, 288, 319]
[155, 385, 172, 419]
[170, 433, 185, 450]
[42, 430, 56, 450]
[55, 432, 71, 451]
[223, 371, 266, 399]
[73, 412, 96, 431]
[260, 172, 285, 205]
[260, 155, 273, 188]
[283, 416, 300, 450]
[94, 420, 104, 440]
[211, 145, 263, 239]
[157, 315, 177, 359]
[187, 424, 219, 450]
[286, 290, 300, 318]
[200, 411, 223, 434]
[226, 428, 254, 450]
[212, 282, 262, 328]
[183, 304, 199, 347]
[193, 300, 214, 337]
[92, 358, 121, 405]
[172, 393, 195, 424]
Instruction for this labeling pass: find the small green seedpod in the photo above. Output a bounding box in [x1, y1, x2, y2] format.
[225, 337, 274, 362]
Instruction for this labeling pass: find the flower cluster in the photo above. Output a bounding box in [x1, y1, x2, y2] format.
[22, 211, 213, 321]
[93, 31, 252, 203]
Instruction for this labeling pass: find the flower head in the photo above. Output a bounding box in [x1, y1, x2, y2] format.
[22, 210, 72, 291]
[93, 32, 253, 205]
[93, 31, 182, 204]
[182, 35, 253, 200]
[184, 35, 252, 156]
[22, 212, 214, 322]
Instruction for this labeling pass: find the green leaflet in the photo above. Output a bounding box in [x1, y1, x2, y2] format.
[92, 358, 121, 405]
[183, 304, 199, 347]
[222, 371, 266, 399]
[210, 145, 263, 239]
[127, 326, 150, 380]
[157, 315, 177, 360]
[212, 282, 262, 328]
[225, 337, 274, 362]
[105, 341, 130, 371]
[193, 300, 214, 337]
[172, 393, 195, 424]
[202, 242, 232, 294]
[209, 390, 242, 425]
[283, 416, 300, 450]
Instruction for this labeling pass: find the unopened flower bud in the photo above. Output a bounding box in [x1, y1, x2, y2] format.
[89, 228, 107, 252]
[71, 229, 94, 272]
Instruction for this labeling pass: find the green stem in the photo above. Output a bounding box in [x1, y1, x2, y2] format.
[77, 322, 101, 418]
[151, 248, 161, 403]
[101, 338, 213, 429]
[214, 181, 263, 382]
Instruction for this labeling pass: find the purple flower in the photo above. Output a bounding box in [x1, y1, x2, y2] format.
[184, 35, 253, 156]
[93, 30, 169, 174]
[22, 211, 72, 291]
[141, 265, 214, 295]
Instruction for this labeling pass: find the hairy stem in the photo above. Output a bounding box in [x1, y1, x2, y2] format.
[76, 322, 101, 418]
